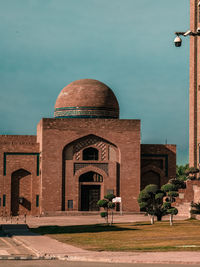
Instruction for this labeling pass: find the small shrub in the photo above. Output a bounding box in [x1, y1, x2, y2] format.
[97, 194, 116, 225]
[100, 212, 108, 218]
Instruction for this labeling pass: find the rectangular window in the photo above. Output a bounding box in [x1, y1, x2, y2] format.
[68, 200, 73, 209]
[36, 195, 39, 207]
[107, 189, 114, 195]
[3, 195, 6, 207]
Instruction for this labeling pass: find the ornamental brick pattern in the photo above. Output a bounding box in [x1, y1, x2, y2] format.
[73, 135, 107, 161]
[74, 163, 108, 175]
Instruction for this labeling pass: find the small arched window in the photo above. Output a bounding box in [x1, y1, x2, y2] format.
[79, 172, 103, 182]
[83, 147, 99, 160]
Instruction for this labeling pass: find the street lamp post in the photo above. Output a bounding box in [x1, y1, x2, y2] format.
[174, 30, 200, 47]
[174, 1, 200, 169]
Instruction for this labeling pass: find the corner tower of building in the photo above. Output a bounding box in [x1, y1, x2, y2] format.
[54, 79, 119, 119]
[189, 0, 199, 167]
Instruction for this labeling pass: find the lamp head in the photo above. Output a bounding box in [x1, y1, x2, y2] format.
[174, 36, 182, 47]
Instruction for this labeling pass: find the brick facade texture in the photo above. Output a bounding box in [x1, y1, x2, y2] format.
[189, 0, 200, 168]
[141, 144, 176, 190]
[0, 119, 176, 216]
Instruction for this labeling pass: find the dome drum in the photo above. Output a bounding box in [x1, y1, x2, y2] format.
[54, 106, 119, 119]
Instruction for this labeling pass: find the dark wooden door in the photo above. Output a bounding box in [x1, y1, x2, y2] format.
[11, 172, 20, 216]
[81, 185, 100, 211]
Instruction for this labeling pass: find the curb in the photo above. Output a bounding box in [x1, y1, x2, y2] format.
[1, 254, 200, 264]
[54, 254, 200, 264]
[0, 255, 57, 260]
[0, 256, 44, 260]
[57, 255, 200, 265]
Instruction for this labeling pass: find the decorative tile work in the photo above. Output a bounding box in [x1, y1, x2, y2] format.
[54, 106, 118, 119]
[75, 151, 81, 161]
[74, 163, 108, 175]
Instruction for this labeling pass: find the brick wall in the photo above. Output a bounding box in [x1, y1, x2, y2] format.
[0, 135, 40, 216]
[174, 180, 200, 216]
[38, 118, 141, 213]
[141, 144, 176, 190]
[0, 123, 177, 216]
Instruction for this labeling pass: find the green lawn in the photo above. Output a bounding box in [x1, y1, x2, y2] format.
[31, 219, 200, 252]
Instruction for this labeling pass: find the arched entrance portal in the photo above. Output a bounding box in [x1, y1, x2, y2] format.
[11, 169, 31, 216]
[141, 170, 160, 190]
[79, 171, 103, 211]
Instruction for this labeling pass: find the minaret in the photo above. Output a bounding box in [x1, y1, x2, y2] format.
[189, 0, 199, 167]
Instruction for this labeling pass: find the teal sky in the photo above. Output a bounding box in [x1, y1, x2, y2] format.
[0, 0, 189, 164]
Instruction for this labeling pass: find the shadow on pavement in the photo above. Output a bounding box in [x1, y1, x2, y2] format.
[0, 224, 40, 236]
[31, 224, 138, 235]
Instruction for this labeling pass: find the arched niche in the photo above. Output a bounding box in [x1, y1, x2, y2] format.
[62, 134, 119, 161]
[79, 171, 103, 182]
[61, 134, 119, 211]
[11, 169, 31, 216]
[141, 170, 161, 190]
[82, 147, 99, 161]
[141, 165, 165, 190]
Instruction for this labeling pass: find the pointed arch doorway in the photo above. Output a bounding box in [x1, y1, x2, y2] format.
[79, 171, 103, 211]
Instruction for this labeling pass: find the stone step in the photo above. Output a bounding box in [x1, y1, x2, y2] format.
[175, 203, 191, 216]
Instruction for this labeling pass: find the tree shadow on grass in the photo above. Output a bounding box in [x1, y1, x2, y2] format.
[31, 224, 138, 235]
[131, 222, 151, 226]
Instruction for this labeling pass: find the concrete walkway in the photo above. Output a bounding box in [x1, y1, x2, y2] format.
[11, 234, 200, 264]
[0, 213, 189, 227]
[0, 214, 200, 264]
[0, 214, 151, 228]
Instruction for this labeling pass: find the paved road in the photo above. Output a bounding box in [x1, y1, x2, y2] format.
[0, 262, 200, 267]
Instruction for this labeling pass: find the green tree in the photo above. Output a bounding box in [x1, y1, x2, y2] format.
[161, 183, 179, 226]
[176, 164, 189, 177]
[190, 202, 200, 215]
[176, 164, 188, 183]
[168, 177, 186, 189]
[138, 184, 167, 224]
[97, 194, 116, 225]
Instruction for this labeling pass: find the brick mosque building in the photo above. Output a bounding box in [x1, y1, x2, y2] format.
[0, 79, 176, 216]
